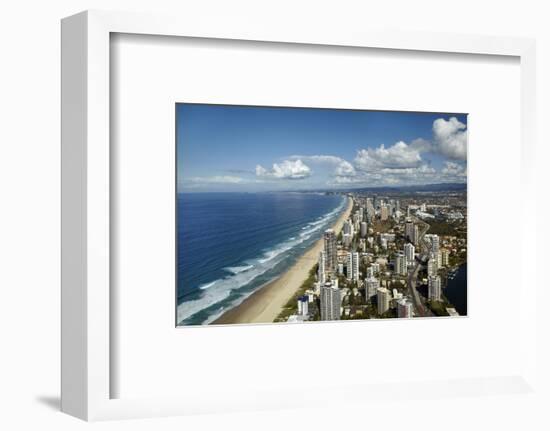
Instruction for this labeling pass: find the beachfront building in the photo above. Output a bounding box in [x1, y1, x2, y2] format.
[347, 252, 360, 282]
[297, 296, 309, 317]
[395, 251, 407, 276]
[404, 243, 415, 265]
[353, 212, 360, 231]
[320, 280, 341, 320]
[397, 298, 413, 318]
[324, 229, 337, 272]
[428, 275, 442, 301]
[377, 287, 391, 314]
[318, 251, 326, 284]
[343, 219, 354, 237]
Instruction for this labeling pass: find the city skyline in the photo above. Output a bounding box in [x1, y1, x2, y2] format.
[177, 104, 468, 193]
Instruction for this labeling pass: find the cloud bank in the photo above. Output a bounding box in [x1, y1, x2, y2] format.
[255, 159, 312, 180]
[183, 116, 468, 190]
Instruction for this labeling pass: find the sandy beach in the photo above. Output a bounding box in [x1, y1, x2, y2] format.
[213, 196, 353, 325]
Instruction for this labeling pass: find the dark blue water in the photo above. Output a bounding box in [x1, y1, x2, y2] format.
[445, 263, 467, 316]
[177, 192, 346, 325]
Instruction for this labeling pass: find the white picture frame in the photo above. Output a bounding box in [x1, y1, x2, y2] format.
[61, 9, 537, 421]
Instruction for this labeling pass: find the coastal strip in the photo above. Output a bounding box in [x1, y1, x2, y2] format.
[212, 196, 354, 325]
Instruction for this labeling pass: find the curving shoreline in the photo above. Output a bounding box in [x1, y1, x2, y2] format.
[212, 196, 353, 325]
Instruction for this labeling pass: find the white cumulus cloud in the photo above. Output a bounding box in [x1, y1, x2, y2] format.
[354, 141, 422, 170]
[433, 117, 467, 160]
[334, 159, 356, 176]
[289, 154, 357, 178]
[255, 159, 311, 180]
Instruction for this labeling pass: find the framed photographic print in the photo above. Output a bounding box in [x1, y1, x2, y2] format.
[61, 10, 538, 421]
[175, 104, 468, 326]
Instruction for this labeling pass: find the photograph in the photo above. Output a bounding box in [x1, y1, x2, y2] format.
[176, 104, 468, 326]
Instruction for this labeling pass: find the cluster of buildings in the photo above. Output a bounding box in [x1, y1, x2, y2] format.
[285, 193, 464, 323]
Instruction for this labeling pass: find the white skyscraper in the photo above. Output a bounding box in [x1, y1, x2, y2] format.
[395, 251, 407, 276]
[297, 296, 309, 316]
[427, 255, 438, 276]
[324, 229, 337, 272]
[347, 252, 360, 282]
[425, 234, 440, 254]
[404, 243, 415, 265]
[320, 281, 341, 320]
[377, 287, 391, 315]
[428, 275, 442, 301]
[380, 205, 389, 221]
[343, 219, 354, 237]
[318, 251, 326, 284]
[405, 220, 415, 242]
[397, 298, 413, 318]
[413, 225, 419, 245]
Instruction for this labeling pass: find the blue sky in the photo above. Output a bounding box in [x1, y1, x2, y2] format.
[177, 104, 467, 192]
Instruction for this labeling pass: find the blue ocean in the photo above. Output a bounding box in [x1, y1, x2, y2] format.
[177, 192, 346, 325]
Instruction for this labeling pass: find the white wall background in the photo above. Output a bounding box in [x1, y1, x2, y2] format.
[0, 0, 548, 430]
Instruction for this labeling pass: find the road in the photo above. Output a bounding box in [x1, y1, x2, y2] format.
[406, 216, 432, 317]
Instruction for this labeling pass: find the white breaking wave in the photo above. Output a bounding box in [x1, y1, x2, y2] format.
[177, 263, 275, 322]
[177, 196, 347, 324]
[199, 281, 217, 290]
[225, 265, 254, 275]
[258, 245, 293, 264]
[298, 202, 345, 238]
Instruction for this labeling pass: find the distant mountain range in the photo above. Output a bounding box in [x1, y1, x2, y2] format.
[274, 182, 467, 194]
[344, 182, 467, 193]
